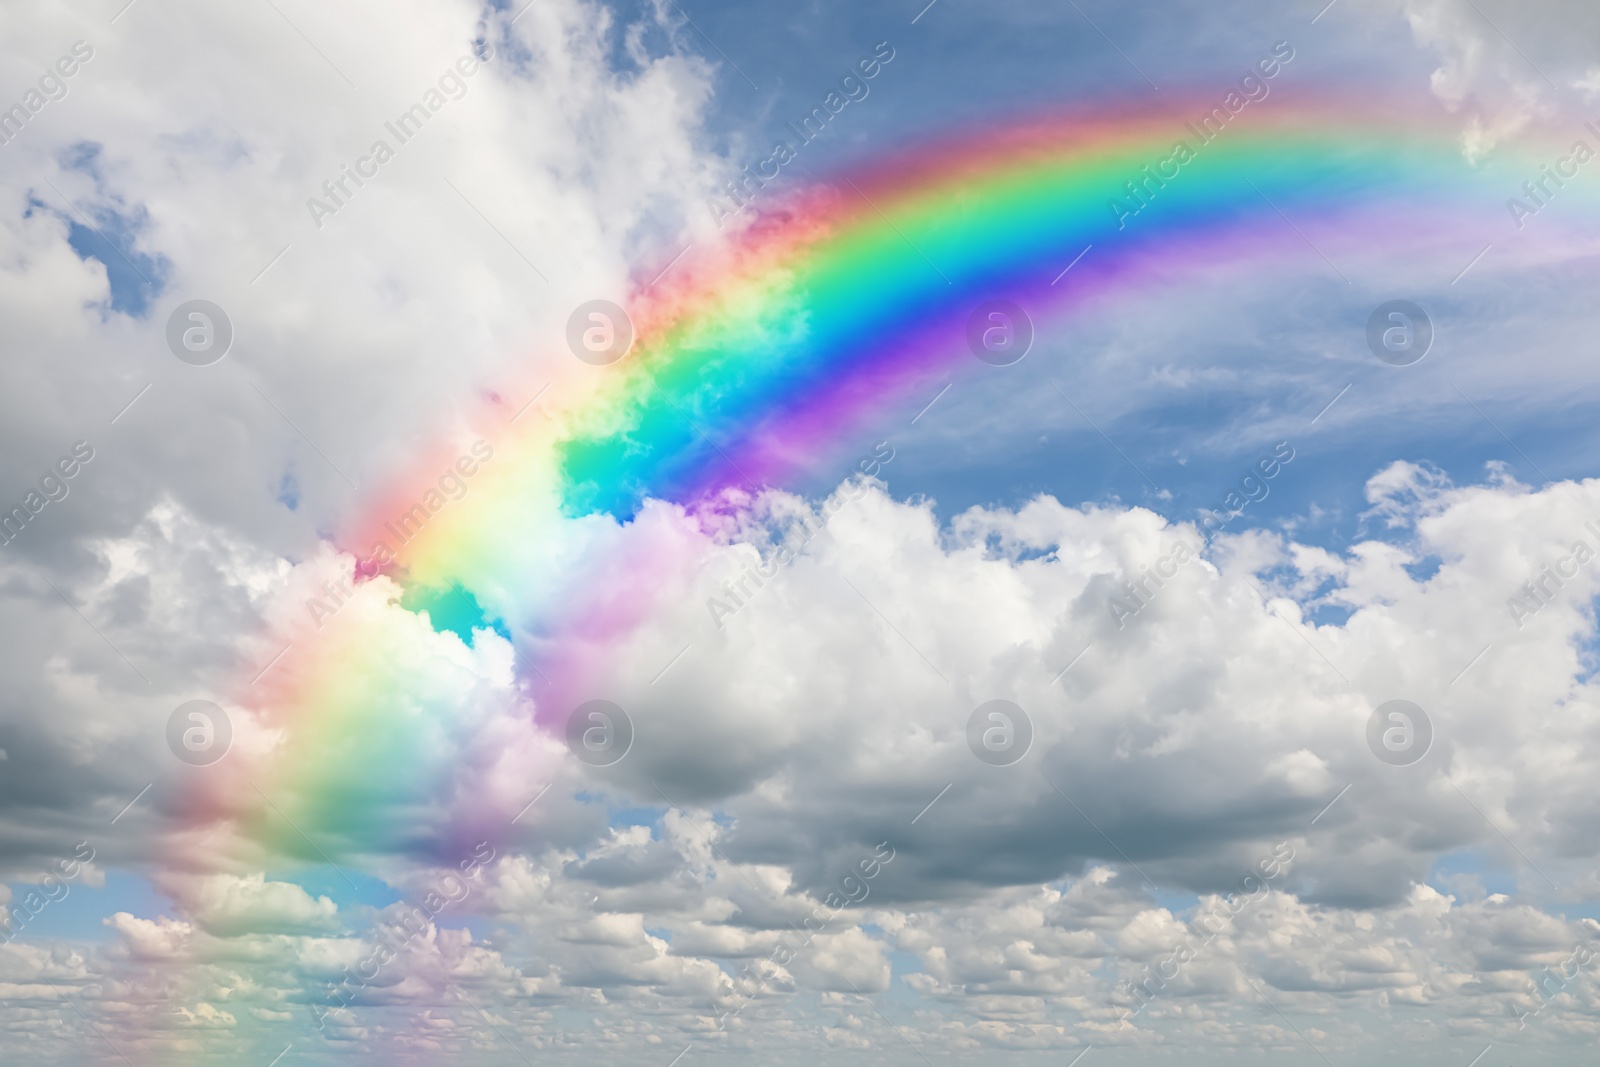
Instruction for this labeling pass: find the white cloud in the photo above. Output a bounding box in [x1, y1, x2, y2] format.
[163, 872, 340, 937]
[2, 0, 1600, 1061]
[15, 458, 1600, 1061]
[1391, 0, 1600, 157]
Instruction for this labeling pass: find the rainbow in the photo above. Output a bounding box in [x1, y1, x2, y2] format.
[182, 88, 1600, 869]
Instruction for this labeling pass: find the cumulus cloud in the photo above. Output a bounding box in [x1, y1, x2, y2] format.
[1392, 0, 1600, 157]
[0, 0, 722, 870]
[3, 0, 1600, 1062]
[18, 456, 1600, 1061]
[164, 873, 340, 938]
[68, 462, 1594, 1059]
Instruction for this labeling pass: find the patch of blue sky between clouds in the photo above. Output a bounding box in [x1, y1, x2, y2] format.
[268, 864, 405, 913]
[4, 869, 170, 944]
[277, 470, 302, 512]
[43, 141, 169, 318]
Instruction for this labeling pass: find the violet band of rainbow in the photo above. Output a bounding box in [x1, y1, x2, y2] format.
[192, 90, 1600, 863]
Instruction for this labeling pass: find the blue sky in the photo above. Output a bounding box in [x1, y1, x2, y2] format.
[643, 0, 1600, 557]
[7, 0, 1600, 1063]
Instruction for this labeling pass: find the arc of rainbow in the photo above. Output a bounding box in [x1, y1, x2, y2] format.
[179, 91, 1598, 866]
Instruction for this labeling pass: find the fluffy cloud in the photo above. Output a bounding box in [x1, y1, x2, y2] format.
[164, 873, 340, 938]
[61, 461, 1592, 1061]
[16, 454, 1600, 1062]
[0, 0, 722, 872]
[1392, 0, 1600, 156]
[3, 0, 1600, 1063]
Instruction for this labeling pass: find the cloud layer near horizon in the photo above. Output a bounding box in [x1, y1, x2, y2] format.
[5, 0, 1600, 1064]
